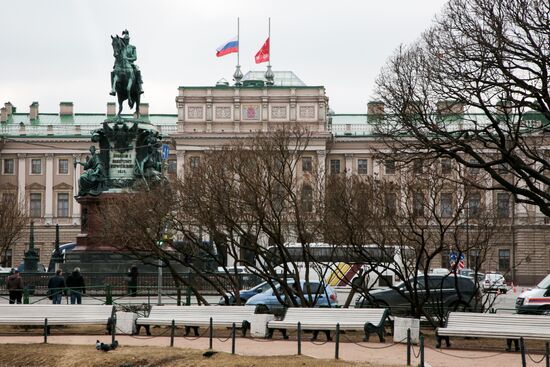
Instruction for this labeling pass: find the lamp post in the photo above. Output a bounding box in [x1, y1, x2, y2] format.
[23, 221, 39, 272]
[157, 239, 164, 306]
[50, 224, 63, 272]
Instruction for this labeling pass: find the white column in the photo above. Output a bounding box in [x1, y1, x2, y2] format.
[17, 154, 26, 205]
[176, 150, 186, 179]
[45, 153, 54, 224]
[72, 154, 80, 225]
[345, 153, 353, 176]
[317, 150, 326, 194]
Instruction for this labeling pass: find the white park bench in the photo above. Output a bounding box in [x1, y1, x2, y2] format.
[267, 307, 390, 342]
[436, 312, 550, 350]
[135, 305, 257, 336]
[0, 304, 115, 334]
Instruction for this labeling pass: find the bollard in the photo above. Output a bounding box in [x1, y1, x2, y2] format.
[297, 322, 302, 356]
[170, 319, 175, 347]
[111, 315, 117, 345]
[420, 334, 425, 367]
[545, 342, 549, 367]
[231, 322, 236, 355]
[23, 288, 29, 304]
[520, 337, 526, 367]
[335, 323, 340, 360]
[43, 318, 48, 344]
[406, 328, 411, 366]
[105, 284, 112, 305]
[209, 317, 213, 350]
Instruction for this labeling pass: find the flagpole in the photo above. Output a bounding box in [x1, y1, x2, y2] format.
[233, 17, 243, 86]
[265, 17, 274, 85]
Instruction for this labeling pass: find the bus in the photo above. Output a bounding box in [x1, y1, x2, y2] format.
[267, 243, 414, 289]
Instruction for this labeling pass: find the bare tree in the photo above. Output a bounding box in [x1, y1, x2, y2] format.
[325, 161, 506, 326]
[374, 0, 550, 217]
[0, 195, 27, 267]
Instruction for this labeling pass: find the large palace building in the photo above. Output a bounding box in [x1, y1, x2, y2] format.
[1, 71, 549, 284]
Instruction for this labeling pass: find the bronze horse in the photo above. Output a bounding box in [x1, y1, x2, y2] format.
[110, 35, 140, 117]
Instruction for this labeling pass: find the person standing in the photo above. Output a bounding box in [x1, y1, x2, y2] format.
[66, 267, 86, 304]
[48, 269, 66, 304]
[127, 265, 138, 297]
[6, 269, 23, 304]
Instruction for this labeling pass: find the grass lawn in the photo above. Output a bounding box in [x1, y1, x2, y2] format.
[0, 344, 394, 367]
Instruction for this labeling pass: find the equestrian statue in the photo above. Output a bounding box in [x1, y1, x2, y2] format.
[110, 29, 144, 116]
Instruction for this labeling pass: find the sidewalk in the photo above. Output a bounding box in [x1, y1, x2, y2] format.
[0, 335, 541, 367]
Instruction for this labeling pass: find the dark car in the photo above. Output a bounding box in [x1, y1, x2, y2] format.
[355, 274, 482, 315]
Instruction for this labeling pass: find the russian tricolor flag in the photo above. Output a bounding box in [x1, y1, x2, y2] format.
[216, 36, 239, 57]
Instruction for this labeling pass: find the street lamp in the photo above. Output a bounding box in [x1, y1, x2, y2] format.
[156, 238, 164, 306]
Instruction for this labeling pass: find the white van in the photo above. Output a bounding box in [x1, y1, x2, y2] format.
[516, 274, 550, 314]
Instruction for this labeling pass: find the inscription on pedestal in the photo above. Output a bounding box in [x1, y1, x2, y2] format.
[109, 150, 135, 179]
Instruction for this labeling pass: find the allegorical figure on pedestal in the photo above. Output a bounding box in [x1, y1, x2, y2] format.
[110, 29, 143, 116]
[75, 145, 106, 196]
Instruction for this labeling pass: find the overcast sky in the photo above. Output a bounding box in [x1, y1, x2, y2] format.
[0, 0, 448, 115]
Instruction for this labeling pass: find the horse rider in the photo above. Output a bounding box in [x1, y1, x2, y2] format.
[110, 29, 144, 101]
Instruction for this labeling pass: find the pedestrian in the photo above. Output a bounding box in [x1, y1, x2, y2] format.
[47, 269, 66, 304]
[66, 267, 85, 304]
[127, 265, 138, 297]
[6, 269, 23, 304]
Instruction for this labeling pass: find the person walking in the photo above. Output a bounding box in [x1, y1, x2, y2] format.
[47, 269, 66, 304]
[127, 265, 138, 297]
[66, 267, 85, 304]
[6, 269, 23, 304]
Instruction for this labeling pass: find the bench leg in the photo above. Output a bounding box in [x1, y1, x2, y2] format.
[312, 330, 319, 341]
[241, 321, 250, 337]
[324, 330, 332, 342]
[377, 327, 385, 343]
[506, 339, 519, 352]
[363, 324, 370, 342]
[193, 326, 199, 336]
[282, 329, 289, 340]
[184, 326, 191, 336]
[267, 328, 274, 339]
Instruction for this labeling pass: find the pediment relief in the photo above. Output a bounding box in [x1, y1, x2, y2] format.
[0, 182, 18, 190]
[53, 182, 73, 190]
[25, 182, 46, 190]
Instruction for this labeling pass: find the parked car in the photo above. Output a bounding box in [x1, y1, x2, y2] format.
[459, 268, 485, 283]
[219, 280, 281, 305]
[355, 274, 482, 315]
[482, 272, 508, 294]
[516, 274, 550, 314]
[245, 280, 338, 312]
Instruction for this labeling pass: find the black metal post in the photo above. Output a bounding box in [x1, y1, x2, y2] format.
[297, 322, 302, 356]
[545, 342, 549, 367]
[420, 334, 424, 367]
[520, 337, 526, 367]
[111, 315, 116, 345]
[231, 322, 236, 355]
[335, 323, 340, 360]
[170, 319, 175, 347]
[406, 328, 411, 366]
[209, 317, 213, 350]
[43, 318, 48, 344]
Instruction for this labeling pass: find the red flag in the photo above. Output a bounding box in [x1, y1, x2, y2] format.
[255, 38, 270, 64]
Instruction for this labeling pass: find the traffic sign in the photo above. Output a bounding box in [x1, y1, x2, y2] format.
[161, 144, 169, 160]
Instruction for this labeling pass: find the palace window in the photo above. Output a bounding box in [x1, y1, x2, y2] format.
[57, 193, 69, 217]
[413, 192, 424, 217]
[357, 159, 368, 175]
[3, 159, 14, 175]
[190, 156, 200, 170]
[31, 159, 42, 174]
[498, 249, 510, 272]
[29, 193, 42, 217]
[440, 193, 453, 218]
[58, 159, 69, 175]
[302, 157, 312, 173]
[301, 185, 313, 212]
[385, 160, 396, 175]
[167, 159, 177, 174]
[413, 160, 423, 174]
[441, 159, 452, 175]
[497, 193, 510, 218]
[330, 159, 341, 174]
[468, 192, 481, 218]
[385, 192, 397, 216]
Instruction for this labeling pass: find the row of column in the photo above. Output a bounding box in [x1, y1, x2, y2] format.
[16, 153, 81, 225]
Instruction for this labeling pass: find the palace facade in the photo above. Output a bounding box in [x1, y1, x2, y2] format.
[1, 72, 548, 284]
